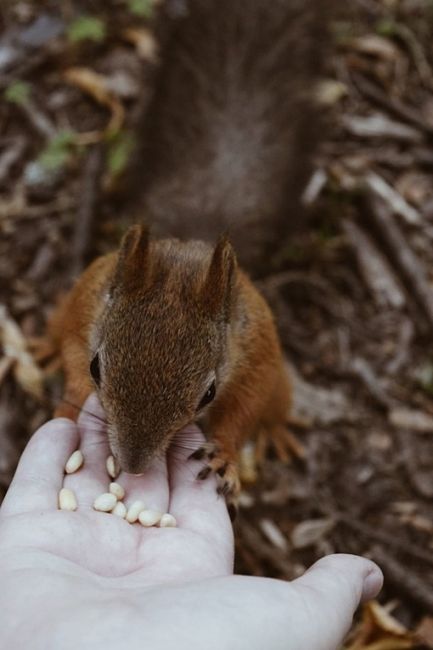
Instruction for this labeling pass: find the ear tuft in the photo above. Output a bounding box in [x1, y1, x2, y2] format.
[112, 224, 150, 294]
[201, 236, 237, 319]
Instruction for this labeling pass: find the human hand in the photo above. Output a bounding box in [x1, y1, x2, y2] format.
[0, 395, 383, 650]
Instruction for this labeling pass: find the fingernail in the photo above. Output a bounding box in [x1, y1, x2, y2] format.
[362, 566, 384, 602]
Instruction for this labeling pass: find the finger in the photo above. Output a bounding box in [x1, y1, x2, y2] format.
[288, 554, 384, 649]
[168, 425, 233, 554]
[295, 553, 383, 605]
[63, 394, 110, 507]
[119, 455, 169, 515]
[1, 418, 78, 516]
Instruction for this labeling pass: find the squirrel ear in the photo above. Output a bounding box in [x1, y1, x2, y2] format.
[111, 224, 150, 294]
[202, 236, 237, 318]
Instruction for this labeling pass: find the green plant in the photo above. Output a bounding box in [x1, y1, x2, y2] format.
[375, 19, 398, 37]
[127, 0, 154, 18]
[4, 81, 31, 105]
[67, 16, 106, 43]
[37, 130, 77, 172]
[417, 362, 433, 396]
[107, 131, 135, 177]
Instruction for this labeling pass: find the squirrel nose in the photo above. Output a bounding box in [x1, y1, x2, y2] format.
[117, 451, 153, 475]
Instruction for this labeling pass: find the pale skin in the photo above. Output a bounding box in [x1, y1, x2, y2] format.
[0, 395, 383, 650]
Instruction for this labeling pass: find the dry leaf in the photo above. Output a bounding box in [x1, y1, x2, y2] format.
[342, 114, 422, 143]
[315, 79, 348, 106]
[395, 171, 432, 207]
[345, 630, 410, 648]
[415, 617, 433, 648]
[365, 171, 421, 226]
[291, 518, 335, 549]
[259, 519, 289, 553]
[63, 67, 124, 138]
[0, 305, 44, 399]
[0, 356, 14, 386]
[366, 601, 409, 637]
[389, 407, 433, 433]
[345, 601, 417, 650]
[349, 35, 400, 62]
[103, 70, 139, 100]
[399, 513, 433, 533]
[122, 27, 158, 62]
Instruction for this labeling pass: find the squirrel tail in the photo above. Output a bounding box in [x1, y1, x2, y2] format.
[134, 0, 330, 271]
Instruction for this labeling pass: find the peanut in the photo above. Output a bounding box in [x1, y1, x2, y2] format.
[106, 455, 119, 479]
[65, 449, 84, 474]
[109, 482, 125, 500]
[126, 500, 146, 523]
[94, 492, 117, 512]
[59, 488, 78, 511]
[112, 501, 127, 518]
[138, 509, 162, 527]
[159, 513, 177, 528]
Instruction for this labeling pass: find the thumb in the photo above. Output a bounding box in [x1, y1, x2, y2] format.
[289, 554, 383, 650]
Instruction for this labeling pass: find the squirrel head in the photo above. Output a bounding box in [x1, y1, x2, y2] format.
[89, 225, 237, 473]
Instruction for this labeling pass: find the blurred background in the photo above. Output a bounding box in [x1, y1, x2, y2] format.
[1, 1, 433, 647]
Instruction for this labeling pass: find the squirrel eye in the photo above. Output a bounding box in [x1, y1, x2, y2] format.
[90, 354, 101, 387]
[197, 380, 216, 411]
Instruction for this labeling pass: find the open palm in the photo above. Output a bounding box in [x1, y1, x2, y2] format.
[0, 396, 233, 583]
[0, 395, 382, 650]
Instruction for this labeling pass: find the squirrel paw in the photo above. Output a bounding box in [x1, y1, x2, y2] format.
[190, 443, 240, 518]
[256, 425, 306, 464]
[28, 336, 61, 372]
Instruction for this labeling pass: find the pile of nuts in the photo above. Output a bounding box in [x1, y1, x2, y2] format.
[58, 450, 177, 528]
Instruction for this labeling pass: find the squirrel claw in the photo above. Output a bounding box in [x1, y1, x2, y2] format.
[192, 443, 241, 504]
[189, 444, 216, 462]
[197, 465, 212, 481]
[215, 465, 240, 500]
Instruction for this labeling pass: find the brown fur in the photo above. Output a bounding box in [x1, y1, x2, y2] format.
[49, 226, 291, 498]
[47, 0, 329, 499]
[130, 0, 328, 272]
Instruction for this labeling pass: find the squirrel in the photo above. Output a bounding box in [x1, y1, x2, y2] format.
[46, 0, 326, 507]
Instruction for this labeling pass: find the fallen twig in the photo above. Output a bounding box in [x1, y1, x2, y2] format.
[396, 429, 433, 499]
[339, 516, 433, 569]
[347, 356, 393, 410]
[385, 318, 414, 375]
[301, 168, 328, 206]
[365, 194, 433, 332]
[17, 97, 56, 140]
[389, 407, 433, 433]
[288, 361, 353, 426]
[365, 171, 421, 226]
[371, 546, 433, 614]
[393, 22, 433, 91]
[259, 271, 352, 321]
[342, 113, 422, 143]
[236, 517, 295, 578]
[354, 74, 433, 139]
[0, 137, 26, 185]
[342, 219, 405, 309]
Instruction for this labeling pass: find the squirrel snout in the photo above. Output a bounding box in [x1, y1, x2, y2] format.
[116, 454, 152, 476]
[113, 441, 163, 475]
[108, 421, 167, 475]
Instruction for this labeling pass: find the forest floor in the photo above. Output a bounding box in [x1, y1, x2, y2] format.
[1, 1, 433, 647]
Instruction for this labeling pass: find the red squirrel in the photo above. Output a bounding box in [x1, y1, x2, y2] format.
[46, 0, 326, 507]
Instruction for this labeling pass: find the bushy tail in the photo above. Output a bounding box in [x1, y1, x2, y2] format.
[135, 0, 329, 272]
